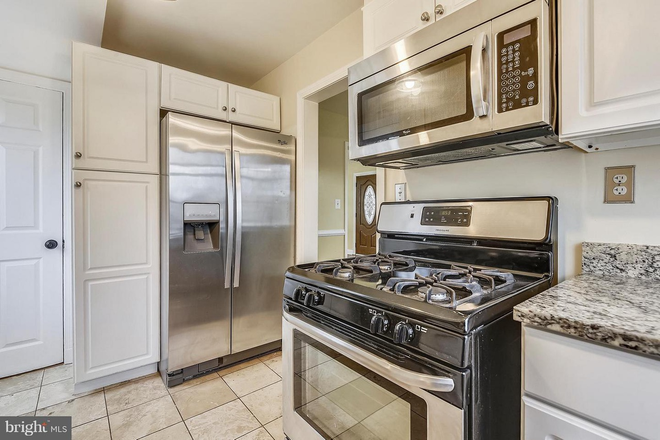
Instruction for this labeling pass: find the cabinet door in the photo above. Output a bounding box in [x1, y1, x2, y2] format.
[560, 0, 660, 142]
[161, 65, 229, 121]
[228, 85, 280, 132]
[438, 0, 477, 18]
[72, 43, 159, 174]
[363, 0, 435, 57]
[73, 170, 159, 383]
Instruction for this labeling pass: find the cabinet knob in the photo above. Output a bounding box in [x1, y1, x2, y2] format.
[435, 4, 444, 16]
[231, 107, 236, 112]
[222, 106, 227, 111]
[75, 152, 82, 158]
[74, 181, 82, 188]
[421, 11, 431, 22]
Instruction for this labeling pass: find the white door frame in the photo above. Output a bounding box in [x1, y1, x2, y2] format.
[349, 171, 377, 256]
[0, 67, 73, 365]
[296, 58, 389, 264]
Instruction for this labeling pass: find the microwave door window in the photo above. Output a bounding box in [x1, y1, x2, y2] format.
[358, 47, 474, 146]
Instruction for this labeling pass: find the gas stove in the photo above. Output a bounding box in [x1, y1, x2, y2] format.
[282, 197, 558, 440]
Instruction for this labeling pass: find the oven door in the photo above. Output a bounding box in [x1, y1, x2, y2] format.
[282, 308, 465, 440]
[349, 21, 493, 163]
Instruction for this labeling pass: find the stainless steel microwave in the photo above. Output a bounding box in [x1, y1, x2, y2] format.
[348, 0, 567, 169]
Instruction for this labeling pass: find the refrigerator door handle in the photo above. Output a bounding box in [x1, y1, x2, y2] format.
[233, 151, 242, 288]
[225, 150, 234, 289]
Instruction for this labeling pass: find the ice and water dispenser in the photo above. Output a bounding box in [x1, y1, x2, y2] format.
[183, 203, 221, 253]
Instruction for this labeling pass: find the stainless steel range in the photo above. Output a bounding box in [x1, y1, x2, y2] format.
[282, 197, 557, 440]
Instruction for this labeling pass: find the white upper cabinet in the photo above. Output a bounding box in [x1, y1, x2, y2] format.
[161, 65, 229, 121]
[363, 0, 435, 57]
[73, 170, 160, 384]
[560, 0, 660, 151]
[72, 43, 160, 174]
[362, 0, 476, 57]
[228, 84, 281, 132]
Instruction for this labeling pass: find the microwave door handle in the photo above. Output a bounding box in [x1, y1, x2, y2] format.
[470, 31, 490, 117]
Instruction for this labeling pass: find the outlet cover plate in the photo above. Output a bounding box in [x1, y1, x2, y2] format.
[604, 165, 635, 204]
[395, 183, 406, 202]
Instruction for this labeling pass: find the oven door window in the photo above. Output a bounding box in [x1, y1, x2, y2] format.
[357, 47, 474, 146]
[293, 330, 427, 439]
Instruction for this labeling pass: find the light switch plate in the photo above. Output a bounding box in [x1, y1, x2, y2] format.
[604, 165, 635, 204]
[395, 183, 406, 201]
[335, 199, 341, 209]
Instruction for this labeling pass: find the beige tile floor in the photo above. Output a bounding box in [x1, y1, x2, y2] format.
[0, 351, 285, 440]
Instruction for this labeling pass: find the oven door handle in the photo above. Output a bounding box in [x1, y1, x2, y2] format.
[284, 310, 455, 393]
[470, 31, 490, 117]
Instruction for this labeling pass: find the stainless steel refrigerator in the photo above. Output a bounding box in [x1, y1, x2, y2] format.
[160, 112, 294, 386]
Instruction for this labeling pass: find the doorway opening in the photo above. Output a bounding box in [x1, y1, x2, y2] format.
[316, 91, 375, 260]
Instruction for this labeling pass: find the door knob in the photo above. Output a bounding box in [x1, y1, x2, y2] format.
[44, 240, 59, 250]
[435, 4, 444, 17]
[75, 152, 82, 158]
[421, 11, 431, 22]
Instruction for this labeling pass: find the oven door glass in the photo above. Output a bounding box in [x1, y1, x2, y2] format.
[293, 329, 427, 440]
[357, 47, 474, 146]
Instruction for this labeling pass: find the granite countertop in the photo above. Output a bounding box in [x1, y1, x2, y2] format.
[513, 242, 660, 357]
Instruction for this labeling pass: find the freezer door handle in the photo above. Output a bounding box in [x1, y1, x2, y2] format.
[225, 150, 234, 289]
[233, 151, 242, 288]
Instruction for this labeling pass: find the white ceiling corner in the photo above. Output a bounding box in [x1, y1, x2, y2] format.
[102, 0, 363, 86]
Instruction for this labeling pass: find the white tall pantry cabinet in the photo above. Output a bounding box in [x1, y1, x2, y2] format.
[72, 42, 160, 388]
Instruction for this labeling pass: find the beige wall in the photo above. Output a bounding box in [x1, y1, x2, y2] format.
[318, 100, 349, 260]
[251, 9, 363, 136]
[403, 145, 660, 281]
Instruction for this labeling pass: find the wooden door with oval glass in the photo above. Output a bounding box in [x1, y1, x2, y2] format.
[355, 175, 377, 255]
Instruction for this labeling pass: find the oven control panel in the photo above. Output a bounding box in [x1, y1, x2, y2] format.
[497, 19, 539, 113]
[420, 206, 472, 227]
[284, 278, 470, 368]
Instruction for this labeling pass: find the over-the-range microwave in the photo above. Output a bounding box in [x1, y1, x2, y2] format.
[348, 0, 568, 169]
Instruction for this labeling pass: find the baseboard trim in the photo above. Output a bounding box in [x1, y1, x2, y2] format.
[74, 363, 157, 394]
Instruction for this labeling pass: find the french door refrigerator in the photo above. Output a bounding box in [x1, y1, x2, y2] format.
[160, 112, 294, 386]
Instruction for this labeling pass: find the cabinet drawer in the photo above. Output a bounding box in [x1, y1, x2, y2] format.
[523, 396, 630, 440]
[161, 65, 229, 121]
[524, 326, 660, 440]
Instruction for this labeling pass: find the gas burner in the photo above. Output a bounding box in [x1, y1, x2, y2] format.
[333, 268, 354, 280]
[418, 285, 453, 304]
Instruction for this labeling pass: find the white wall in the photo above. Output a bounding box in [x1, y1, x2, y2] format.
[0, 0, 107, 81]
[404, 145, 660, 281]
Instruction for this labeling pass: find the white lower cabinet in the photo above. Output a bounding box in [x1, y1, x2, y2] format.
[524, 397, 630, 440]
[73, 170, 160, 384]
[228, 84, 280, 131]
[523, 326, 660, 440]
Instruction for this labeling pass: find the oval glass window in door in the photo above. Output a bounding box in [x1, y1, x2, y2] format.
[364, 185, 376, 225]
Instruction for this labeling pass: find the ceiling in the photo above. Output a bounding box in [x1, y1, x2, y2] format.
[102, 0, 363, 86]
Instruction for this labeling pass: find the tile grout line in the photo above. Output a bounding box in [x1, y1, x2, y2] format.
[166, 390, 194, 440]
[102, 388, 112, 440]
[33, 369, 45, 415]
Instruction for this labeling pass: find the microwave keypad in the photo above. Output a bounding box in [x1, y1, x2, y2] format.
[497, 19, 539, 113]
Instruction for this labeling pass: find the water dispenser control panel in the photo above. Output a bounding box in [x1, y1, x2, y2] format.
[184, 203, 220, 222]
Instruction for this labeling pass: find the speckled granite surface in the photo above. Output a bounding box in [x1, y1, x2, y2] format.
[583, 242, 660, 281]
[514, 242, 660, 357]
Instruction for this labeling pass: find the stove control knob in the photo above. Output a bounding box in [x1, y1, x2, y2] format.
[369, 315, 389, 335]
[293, 286, 307, 302]
[303, 291, 324, 307]
[392, 322, 415, 345]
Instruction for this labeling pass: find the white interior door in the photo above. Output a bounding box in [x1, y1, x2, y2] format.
[0, 79, 63, 378]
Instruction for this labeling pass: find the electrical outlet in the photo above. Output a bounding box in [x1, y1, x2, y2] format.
[395, 183, 406, 202]
[335, 199, 341, 209]
[604, 165, 635, 204]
